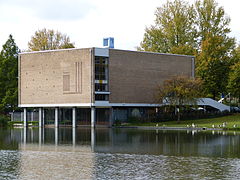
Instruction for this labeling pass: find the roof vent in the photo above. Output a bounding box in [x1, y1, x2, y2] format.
[103, 37, 114, 48]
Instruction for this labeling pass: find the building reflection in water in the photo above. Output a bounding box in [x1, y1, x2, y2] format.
[18, 127, 97, 179]
[2, 127, 240, 179]
[3, 128, 240, 179]
[18, 127, 240, 158]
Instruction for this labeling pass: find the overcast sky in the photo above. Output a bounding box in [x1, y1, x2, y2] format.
[0, 0, 239, 51]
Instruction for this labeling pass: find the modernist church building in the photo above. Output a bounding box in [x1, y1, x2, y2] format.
[18, 42, 194, 127]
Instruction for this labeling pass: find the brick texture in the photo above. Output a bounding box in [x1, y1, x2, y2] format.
[19, 48, 92, 105]
[109, 49, 194, 104]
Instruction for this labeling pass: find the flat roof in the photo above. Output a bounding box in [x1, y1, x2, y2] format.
[19, 47, 195, 58]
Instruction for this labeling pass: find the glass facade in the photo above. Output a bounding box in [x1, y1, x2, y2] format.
[95, 83, 108, 92]
[95, 56, 108, 81]
[95, 56, 109, 101]
[95, 94, 109, 101]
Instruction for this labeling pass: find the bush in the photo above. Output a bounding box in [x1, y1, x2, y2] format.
[0, 114, 10, 127]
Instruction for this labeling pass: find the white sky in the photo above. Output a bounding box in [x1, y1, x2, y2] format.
[0, 0, 239, 51]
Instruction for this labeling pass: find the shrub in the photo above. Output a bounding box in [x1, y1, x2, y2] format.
[0, 114, 10, 127]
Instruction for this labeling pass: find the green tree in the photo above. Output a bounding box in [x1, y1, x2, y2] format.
[195, 0, 231, 42]
[0, 35, 19, 113]
[140, 0, 236, 99]
[28, 28, 75, 51]
[228, 62, 240, 102]
[139, 0, 197, 54]
[195, 0, 235, 99]
[196, 34, 235, 99]
[157, 76, 203, 121]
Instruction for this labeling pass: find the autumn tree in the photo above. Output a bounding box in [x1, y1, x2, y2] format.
[0, 35, 19, 113]
[157, 76, 203, 121]
[195, 0, 235, 99]
[228, 62, 240, 102]
[139, 0, 197, 55]
[195, 0, 231, 42]
[196, 34, 235, 99]
[28, 28, 75, 51]
[140, 0, 235, 99]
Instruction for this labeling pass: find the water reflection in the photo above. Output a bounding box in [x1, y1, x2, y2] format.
[9, 128, 240, 157]
[1, 128, 240, 179]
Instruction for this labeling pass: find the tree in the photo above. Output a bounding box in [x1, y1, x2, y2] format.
[139, 0, 236, 99]
[139, 0, 197, 55]
[195, 0, 235, 99]
[0, 35, 19, 113]
[228, 62, 240, 102]
[196, 34, 235, 99]
[28, 28, 75, 51]
[156, 76, 203, 121]
[195, 0, 231, 42]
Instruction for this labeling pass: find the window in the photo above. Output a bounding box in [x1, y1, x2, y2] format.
[95, 94, 109, 101]
[95, 65, 106, 80]
[95, 56, 108, 80]
[95, 83, 108, 91]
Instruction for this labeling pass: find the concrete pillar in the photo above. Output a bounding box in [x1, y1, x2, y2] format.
[55, 108, 58, 128]
[39, 108, 43, 127]
[30, 128, 33, 142]
[23, 127, 27, 146]
[72, 107, 76, 128]
[11, 112, 14, 121]
[31, 111, 34, 122]
[72, 127, 76, 147]
[91, 127, 95, 152]
[109, 108, 113, 127]
[22, 127, 27, 151]
[23, 108, 27, 127]
[55, 128, 58, 146]
[42, 109, 45, 127]
[42, 127, 45, 144]
[91, 107, 96, 128]
[39, 127, 42, 146]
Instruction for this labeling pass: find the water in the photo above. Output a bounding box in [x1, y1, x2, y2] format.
[1, 128, 240, 179]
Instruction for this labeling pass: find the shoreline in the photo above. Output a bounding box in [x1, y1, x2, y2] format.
[114, 126, 222, 131]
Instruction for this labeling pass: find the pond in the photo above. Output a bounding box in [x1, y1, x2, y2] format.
[1, 127, 240, 179]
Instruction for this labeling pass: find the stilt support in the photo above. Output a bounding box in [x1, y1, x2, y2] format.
[72, 107, 76, 128]
[55, 108, 58, 128]
[91, 107, 96, 128]
[39, 108, 43, 127]
[23, 108, 27, 127]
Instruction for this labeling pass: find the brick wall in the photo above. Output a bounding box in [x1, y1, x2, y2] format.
[109, 49, 194, 104]
[19, 48, 93, 105]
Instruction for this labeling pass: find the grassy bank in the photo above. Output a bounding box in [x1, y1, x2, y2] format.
[123, 114, 240, 130]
